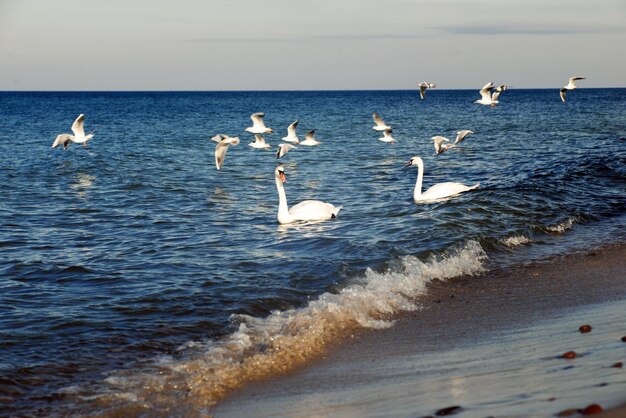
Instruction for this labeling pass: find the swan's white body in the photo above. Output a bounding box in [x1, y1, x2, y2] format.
[245, 112, 273, 134]
[276, 143, 296, 159]
[560, 76, 585, 102]
[432, 136, 456, 155]
[52, 114, 95, 149]
[454, 130, 474, 144]
[406, 156, 479, 202]
[299, 130, 321, 146]
[249, 134, 271, 149]
[379, 129, 395, 143]
[372, 112, 391, 131]
[212, 134, 240, 170]
[282, 120, 300, 143]
[475, 82, 499, 106]
[274, 165, 341, 224]
[418, 81, 436, 100]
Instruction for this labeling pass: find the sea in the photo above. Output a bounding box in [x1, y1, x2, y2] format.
[0, 89, 624, 416]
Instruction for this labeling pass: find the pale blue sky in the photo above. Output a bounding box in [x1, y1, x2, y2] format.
[1, 0, 625, 90]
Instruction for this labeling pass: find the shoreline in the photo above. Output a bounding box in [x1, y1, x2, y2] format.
[213, 243, 626, 417]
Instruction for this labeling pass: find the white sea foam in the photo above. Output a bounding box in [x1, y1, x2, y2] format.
[547, 216, 579, 233]
[96, 241, 488, 413]
[501, 235, 532, 247]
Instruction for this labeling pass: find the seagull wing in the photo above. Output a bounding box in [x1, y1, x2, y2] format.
[383, 129, 393, 140]
[254, 134, 266, 145]
[432, 136, 450, 154]
[71, 114, 86, 137]
[305, 130, 316, 141]
[479, 82, 494, 101]
[287, 120, 299, 136]
[454, 130, 473, 144]
[419, 84, 427, 100]
[250, 112, 266, 129]
[210, 134, 228, 142]
[276, 143, 295, 159]
[428, 83, 437, 88]
[52, 134, 73, 149]
[569, 76, 586, 83]
[372, 112, 386, 127]
[559, 88, 567, 103]
[492, 91, 501, 101]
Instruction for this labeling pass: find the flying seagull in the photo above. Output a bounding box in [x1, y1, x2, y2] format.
[282, 120, 300, 144]
[474, 82, 498, 107]
[418, 81, 436, 100]
[560, 76, 586, 103]
[249, 133, 271, 149]
[454, 130, 474, 144]
[212, 134, 240, 170]
[51, 114, 95, 149]
[245, 112, 273, 134]
[299, 130, 322, 146]
[372, 112, 392, 131]
[432, 136, 456, 155]
[276, 143, 297, 159]
[379, 129, 395, 143]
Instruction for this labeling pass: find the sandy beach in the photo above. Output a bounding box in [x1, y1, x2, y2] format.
[213, 244, 626, 417]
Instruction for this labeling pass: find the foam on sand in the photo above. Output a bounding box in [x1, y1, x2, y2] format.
[91, 241, 488, 414]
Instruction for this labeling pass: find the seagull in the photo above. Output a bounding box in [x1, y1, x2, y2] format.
[474, 82, 499, 107]
[379, 129, 395, 143]
[299, 130, 321, 146]
[276, 143, 297, 159]
[249, 134, 271, 149]
[454, 130, 474, 144]
[244, 112, 273, 134]
[212, 134, 240, 170]
[51, 114, 95, 149]
[282, 120, 300, 144]
[372, 112, 392, 131]
[418, 81, 436, 100]
[491, 85, 507, 104]
[560, 76, 586, 103]
[432, 136, 456, 155]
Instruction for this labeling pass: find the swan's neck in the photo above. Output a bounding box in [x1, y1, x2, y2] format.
[414, 162, 424, 201]
[275, 176, 292, 223]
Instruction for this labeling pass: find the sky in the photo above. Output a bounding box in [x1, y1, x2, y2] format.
[0, 0, 625, 90]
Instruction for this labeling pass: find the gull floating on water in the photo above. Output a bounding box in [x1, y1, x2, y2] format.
[454, 130, 474, 144]
[560, 76, 586, 103]
[245, 112, 273, 134]
[372, 112, 392, 131]
[299, 130, 321, 146]
[249, 134, 271, 149]
[211, 134, 240, 170]
[379, 129, 395, 143]
[475, 82, 499, 107]
[282, 120, 300, 144]
[52, 114, 95, 149]
[432, 136, 456, 155]
[276, 143, 296, 159]
[418, 81, 436, 100]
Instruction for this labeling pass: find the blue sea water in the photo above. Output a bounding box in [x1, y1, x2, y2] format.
[0, 89, 624, 414]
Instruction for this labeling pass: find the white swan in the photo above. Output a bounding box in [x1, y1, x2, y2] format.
[299, 130, 321, 146]
[379, 129, 395, 143]
[282, 120, 300, 143]
[276, 143, 296, 159]
[560, 76, 585, 103]
[245, 112, 273, 134]
[274, 165, 341, 224]
[212, 134, 240, 170]
[52, 114, 95, 149]
[249, 133, 271, 149]
[372, 112, 392, 131]
[405, 156, 479, 202]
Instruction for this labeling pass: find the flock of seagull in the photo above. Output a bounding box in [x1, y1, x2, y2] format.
[51, 76, 587, 224]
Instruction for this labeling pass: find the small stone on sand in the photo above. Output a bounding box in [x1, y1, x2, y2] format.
[581, 404, 603, 415]
[435, 405, 463, 416]
[561, 351, 577, 359]
[621, 336, 626, 342]
[611, 362, 623, 368]
[579, 324, 592, 333]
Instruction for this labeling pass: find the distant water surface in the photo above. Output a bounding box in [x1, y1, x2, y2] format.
[0, 89, 624, 414]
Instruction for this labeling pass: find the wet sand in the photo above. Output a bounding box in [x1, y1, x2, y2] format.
[213, 244, 626, 417]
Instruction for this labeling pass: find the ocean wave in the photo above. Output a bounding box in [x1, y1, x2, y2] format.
[546, 216, 579, 233]
[501, 235, 533, 247]
[87, 241, 488, 414]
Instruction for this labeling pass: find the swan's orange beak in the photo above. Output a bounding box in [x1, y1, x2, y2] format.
[279, 172, 286, 183]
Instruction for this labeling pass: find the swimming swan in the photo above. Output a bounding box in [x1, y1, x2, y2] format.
[405, 156, 479, 202]
[274, 165, 341, 224]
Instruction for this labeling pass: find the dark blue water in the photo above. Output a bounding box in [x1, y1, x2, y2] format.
[0, 89, 624, 414]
